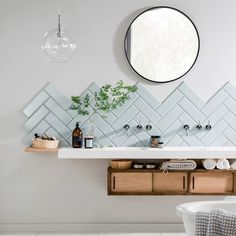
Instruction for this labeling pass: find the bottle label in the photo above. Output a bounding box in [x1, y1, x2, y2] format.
[73, 137, 83, 148]
[85, 139, 93, 148]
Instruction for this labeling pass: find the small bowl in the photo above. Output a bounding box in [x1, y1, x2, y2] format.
[133, 163, 144, 169]
[145, 163, 156, 169]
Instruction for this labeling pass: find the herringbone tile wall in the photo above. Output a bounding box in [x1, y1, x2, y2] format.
[22, 81, 236, 147]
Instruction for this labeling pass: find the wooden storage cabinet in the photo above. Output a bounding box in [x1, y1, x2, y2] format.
[110, 172, 152, 194]
[153, 172, 187, 194]
[108, 168, 236, 195]
[189, 171, 234, 194]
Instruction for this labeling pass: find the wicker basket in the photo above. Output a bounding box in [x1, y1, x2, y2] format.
[111, 160, 132, 169]
[32, 139, 59, 149]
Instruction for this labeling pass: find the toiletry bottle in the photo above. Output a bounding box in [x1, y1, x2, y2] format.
[72, 122, 83, 148]
[85, 136, 94, 149]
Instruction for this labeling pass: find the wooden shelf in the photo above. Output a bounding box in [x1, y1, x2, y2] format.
[24, 146, 58, 153]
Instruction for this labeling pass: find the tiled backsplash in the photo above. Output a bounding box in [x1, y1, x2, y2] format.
[23, 82, 236, 147]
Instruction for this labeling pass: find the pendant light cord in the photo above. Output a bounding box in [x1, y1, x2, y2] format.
[57, 0, 62, 38]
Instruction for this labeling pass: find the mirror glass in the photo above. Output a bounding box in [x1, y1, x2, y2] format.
[124, 7, 200, 83]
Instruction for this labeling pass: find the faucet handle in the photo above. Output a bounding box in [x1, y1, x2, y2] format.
[146, 124, 152, 131]
[206, 120, 212, 131]
[196, 120, 202, 130]
[136, 121, 143, 130]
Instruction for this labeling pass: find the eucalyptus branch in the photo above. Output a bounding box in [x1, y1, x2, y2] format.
[70, 80, 138, 116]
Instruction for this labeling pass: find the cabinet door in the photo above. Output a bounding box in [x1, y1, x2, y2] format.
[110, 172, 152, 193]
[153, 172, 187, 193]
[189, 172, 233, 194]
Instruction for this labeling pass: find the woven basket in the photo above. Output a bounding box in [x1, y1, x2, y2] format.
[32, 139, 59, 149]
[111, 160, 132, 169]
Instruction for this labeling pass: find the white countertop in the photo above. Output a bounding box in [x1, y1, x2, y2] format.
[58, 146, 236, 159]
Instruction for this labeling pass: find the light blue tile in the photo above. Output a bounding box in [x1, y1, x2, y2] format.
[201, 120, 228, 146]
[97, 111, 117, 125]
[147, 126, 162, 136]
[224, 112, 236, 131]
[134, 113, 160, 135]
[157, 106, 183, 133]
[134, 113, 149, 124]
[112, 105, 138, 130]
[134, 141, 145, 147]
[210, 135, 228, 146]
[166, 135, 183, 146]
[182, 133, 204, 146]
[67, 108, 93, 131]
[178, 112, 196, 128]
[161, 119, 183, 143]
[22, 120, 50, 145]
[201, 89, 228, 116]
[45, 98, 72, 124]
[112, 92, 138, 117]
[224, 140, 234, 146]
[23, 106, 49, 132]
[156, 90, 183, 116]
[94, 127, 115, 147]
[66, 108, 78, 118]
[90, 113, 117, 140]
[194, 104, 227, 141]
[178, 82, 204, 109]
[131, 122, 151, 147]
[224, 97, 236, 116]
[23, 90, 49, 117]
[223, 127, 236, 146]
[136, 82, 160, 109]
[134, 98, 161, 123]
[223, 82, 236, 101]
[203, 104, 228, 126]
[45, 127, 70, 147]
[45, 113, 71, 139]
[179, 141, 189, 147]
[179, 98, 205, 122]
[120, 135, 140, 147]
[112, 130, 128, 146]
[44, 83, 71, 109]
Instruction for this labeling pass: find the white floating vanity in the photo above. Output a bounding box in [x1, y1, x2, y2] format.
[58, 146, 236, 159]
[57, 146, 236, 196]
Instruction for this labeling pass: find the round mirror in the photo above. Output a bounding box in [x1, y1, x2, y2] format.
[124, 6, 200, 83]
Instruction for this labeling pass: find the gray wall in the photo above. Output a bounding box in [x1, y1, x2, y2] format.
[1, 0, 236, 232]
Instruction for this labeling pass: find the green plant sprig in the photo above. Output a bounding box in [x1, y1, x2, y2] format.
[70, 80, 138, 116]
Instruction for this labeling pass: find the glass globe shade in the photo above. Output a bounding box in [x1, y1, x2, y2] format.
[42, 28, 76, 63]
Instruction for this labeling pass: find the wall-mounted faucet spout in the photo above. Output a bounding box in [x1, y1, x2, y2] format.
[183, 124, 190, 136]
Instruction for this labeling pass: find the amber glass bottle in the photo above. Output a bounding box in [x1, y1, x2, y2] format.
[72, 122, 83, 148]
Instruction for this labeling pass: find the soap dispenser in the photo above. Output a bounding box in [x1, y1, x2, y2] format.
[72, 122, 83, 148]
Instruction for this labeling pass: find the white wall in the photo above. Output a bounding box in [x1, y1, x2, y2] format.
[1, 0, 236, 232]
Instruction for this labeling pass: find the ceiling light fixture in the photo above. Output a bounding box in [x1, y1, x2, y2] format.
[42, 4, 76, 63]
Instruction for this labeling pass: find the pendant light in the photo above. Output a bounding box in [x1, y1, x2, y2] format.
[42, 5, 76, 63]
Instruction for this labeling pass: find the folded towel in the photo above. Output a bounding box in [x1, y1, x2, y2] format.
[202, 159, 217, 170]
[195, 208, 236, 236]
[160, 159, 197, 171]
[229, 159, 236, 169]
[216, 159, 230, 170]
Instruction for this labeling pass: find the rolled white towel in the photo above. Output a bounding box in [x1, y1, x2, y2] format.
[202, 159, 217, 170]
[216, 158, 230, 170]
[229, 159, 236, 169]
